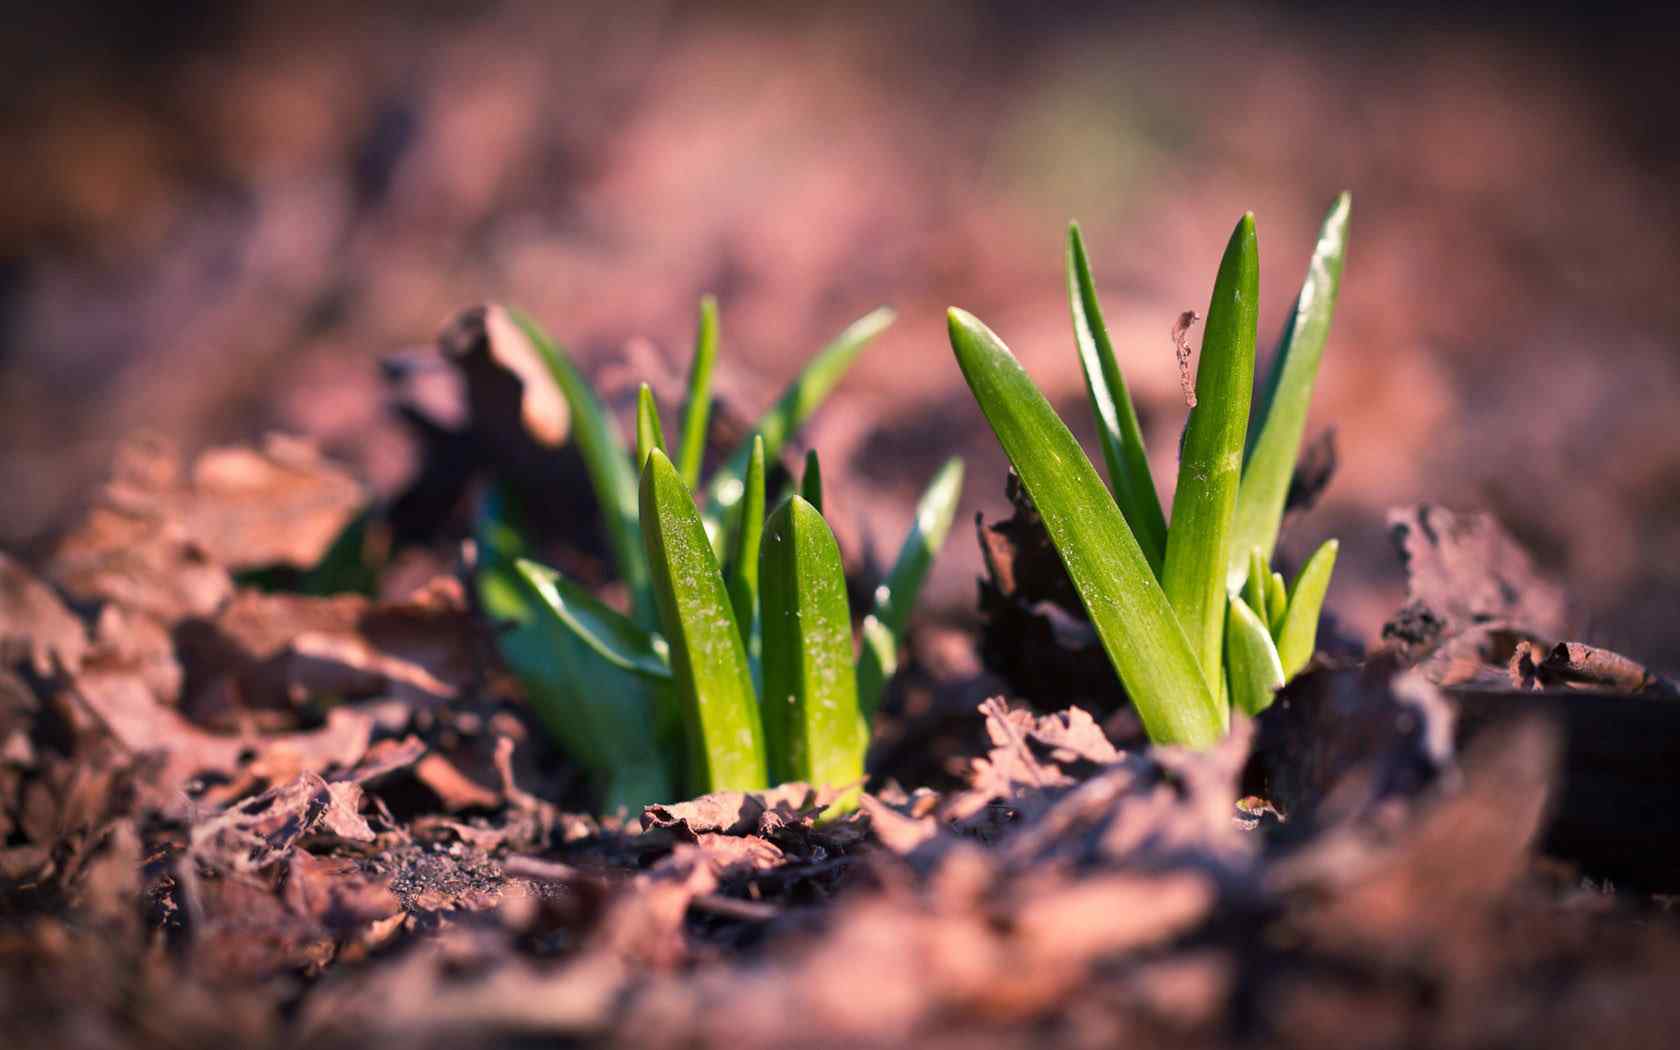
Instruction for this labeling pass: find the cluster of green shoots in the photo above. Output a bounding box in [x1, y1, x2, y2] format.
[476, 300, 964, 813]
[947, 193, 1351, 746]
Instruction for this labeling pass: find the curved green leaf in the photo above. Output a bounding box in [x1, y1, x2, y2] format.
[502, 307, 652, 622]
[760, 496, 867, 798]
[677, 295, 720, 490]
[1227, 594, 1285, 716]
[1162, 213, 1259, 691]
[1276, 538, 1338, 679]
[855, 456, 965, 718]
[1067, 223, 1168, 575]
[474, 488, 672, 813]
[948, 308, 1223, 746]
[513, 559, 672, 680]
[702, 307, 895, 547]
[1229, 193, 1351, 588]
[640, 449, 767, 793]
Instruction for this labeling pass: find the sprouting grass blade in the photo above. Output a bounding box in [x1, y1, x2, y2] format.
[948, 308, 1223, 746]
[856, 614, 897, 716]
[725, 436, 767, 656]
[855, 456, 965, 718]
[1229, 193, 1351, 589]
[1161, 214, 1259, 692]
[474, 488, 672, 812]
[640, 449, 768, 793]
[677, 295, 719, 490]
[501, 307, 653, 622]
[800, 448, 824, 514]
[636, 383, 668, 469]
[1276, 538, 1338, 679]
[1242, 547, 1268, 626]
[1227, 595, 1286, 716]
[701, 307, 895, 547]
[513, 558, 672, 680]
[1266, 570, 1288, 636]
[759, 496, 868, 799]
[1067, 223, 1168, 575]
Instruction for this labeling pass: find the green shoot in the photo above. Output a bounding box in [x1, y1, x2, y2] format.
[1160, 213, 1258, 694]
[800, 448, 824, 514]
[855, 456, 965, 718]
[636, 383, 668, 469]
[759, 495, 867, 800]
[725, 435, 767, 652]
[701, 307, 895, 548]
[1276, 538, 1338, 679]
[640, 449, 767, 794]
[677, 295, 719, 490]
[947, 308, 1224, 746]
[1226, 595, 1285, 717]
[1067, 223, 1169, 575]
[1228, 193, 1351, 588]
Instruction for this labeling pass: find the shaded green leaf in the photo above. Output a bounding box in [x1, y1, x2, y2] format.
[474, 488, 672, 813]
[1276, 538, 1338, 679]
[855, 456, 964, 719]
[1067, 223, 1168, 575]
[513, 558, 672, 680]
[948, 308, 1223, 746]
[1161, 213, 1259, 691]
[503, 307, 652, 622]
[1229, 193, 1351, 588]
[702, 307, 895, 547]
[759, 496, 867, 798]
[640, 449, 768, 794]
[677, 294, 720, 490]
[1227, 594, 1285, 716]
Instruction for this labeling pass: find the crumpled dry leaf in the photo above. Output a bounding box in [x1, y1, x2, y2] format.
[47, 434, 363, 623]
[172, 578, 479, 724]
[191, 772, 374, 874]
[1382, 503, 1568, 681]
[0, 551, 89, 677]
[1510, 639, 1678, 696]
[640, 781, 829, 839]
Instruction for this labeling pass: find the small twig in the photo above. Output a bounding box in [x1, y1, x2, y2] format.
[690, 893, 782, 922]
[1172, 310, 1200, 408]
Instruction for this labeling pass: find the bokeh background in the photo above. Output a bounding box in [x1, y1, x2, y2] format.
[4, 2, 1677, 669]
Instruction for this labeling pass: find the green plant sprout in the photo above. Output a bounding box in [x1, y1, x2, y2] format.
[948, 194, 1350, 745]
[475, 297, 963, 812]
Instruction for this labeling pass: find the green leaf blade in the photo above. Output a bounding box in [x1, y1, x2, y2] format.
[1276, 538, 1338, 679]
[800, 448, 824, 514]
[1067, 223, 1168, 575]
[702, 307, 895, 546]
[948, 308, 1223, 747]
[636, 383, 668, 470]
[759, 496, 867, 798]
[677, 295, 720, 490]
[1161, 213, 1260, 691]
[513, 559, 672, 681]
[1227, 594, 1286, 717]
[474, 489, 673, 813]
[640, 449, 768, 795]
[725, 436, 768, 655]
[501, 307, 653, 621]
[1229, 193, 1351, 588]
[855, 456, 965, 719]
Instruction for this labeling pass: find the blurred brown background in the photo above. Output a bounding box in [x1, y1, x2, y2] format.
[3, 2, 1677, 669]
